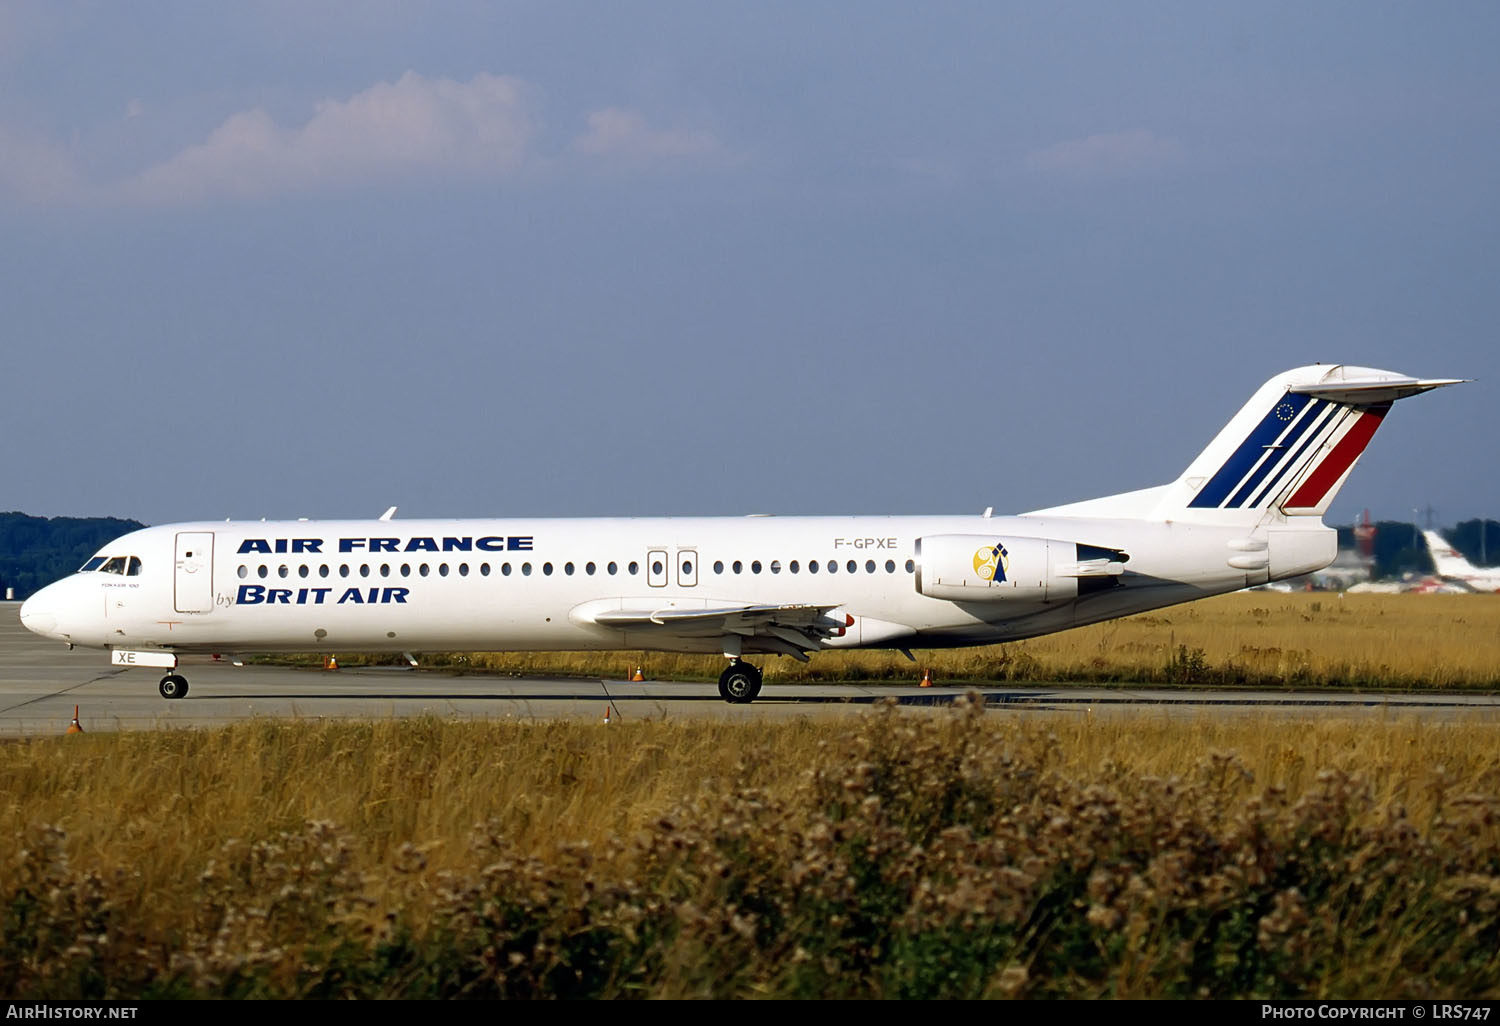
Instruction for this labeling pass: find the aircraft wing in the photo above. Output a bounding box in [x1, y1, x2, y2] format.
[586, 602, 848, 660]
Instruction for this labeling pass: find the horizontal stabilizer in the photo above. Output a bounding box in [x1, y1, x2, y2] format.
[1290, 373, 1467, 404]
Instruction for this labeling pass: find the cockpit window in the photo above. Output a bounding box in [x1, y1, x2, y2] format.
[80, 556, 107, 572]
[126, 557, 142, 576]
[100, 557, 128, 575]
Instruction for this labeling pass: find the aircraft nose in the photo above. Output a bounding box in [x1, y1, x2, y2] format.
[19, 591, 59, 638]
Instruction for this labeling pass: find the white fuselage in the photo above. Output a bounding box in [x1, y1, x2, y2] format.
[20, 513, 1331, 658]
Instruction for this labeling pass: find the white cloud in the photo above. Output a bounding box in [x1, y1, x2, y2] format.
[0, 73, 727, 208]
[124, 71, 535, 203]
[573, 107, 719, 162]
[1026, 130, 1182, 177]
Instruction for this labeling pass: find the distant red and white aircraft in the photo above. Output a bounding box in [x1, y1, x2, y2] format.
[1423, 530, 1500, 593]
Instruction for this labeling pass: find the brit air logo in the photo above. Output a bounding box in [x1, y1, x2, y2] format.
[973, 543, 1009, 584]
[235, 585, 408, 605]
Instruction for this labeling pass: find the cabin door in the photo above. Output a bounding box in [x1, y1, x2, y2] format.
[174, 532, 215, 614]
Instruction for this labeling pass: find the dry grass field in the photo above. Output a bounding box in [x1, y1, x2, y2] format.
[4, 705, 1498, 998]
[322, 591, 1500, 690]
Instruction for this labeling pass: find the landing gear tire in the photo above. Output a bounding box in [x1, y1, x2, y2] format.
[718, 661, 762, 704]
[159, 674, 189, 700]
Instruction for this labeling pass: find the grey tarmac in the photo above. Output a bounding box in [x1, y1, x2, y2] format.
[3, 606, 1498, 736]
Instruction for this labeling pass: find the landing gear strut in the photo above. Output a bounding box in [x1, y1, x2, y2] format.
[718, 660, 762, 704]
[159, 674, 189, 700]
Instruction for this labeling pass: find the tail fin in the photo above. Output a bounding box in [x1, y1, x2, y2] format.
[1151, 365, 1462, 524]
[1424, 530, 1477, 577]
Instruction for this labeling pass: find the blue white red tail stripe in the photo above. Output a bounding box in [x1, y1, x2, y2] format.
[1223, 398, 1334, 508]
[1188, 392, 1321, 509]
[1246, 401, 1341, 508]
[1282, 403, 1390, 510]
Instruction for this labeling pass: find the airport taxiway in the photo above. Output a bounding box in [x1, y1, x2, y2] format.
[3, 608, 1498, 735]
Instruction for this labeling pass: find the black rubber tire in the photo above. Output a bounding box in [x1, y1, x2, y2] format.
[159, 674, 189, 700]
[718, 662, 762, 704]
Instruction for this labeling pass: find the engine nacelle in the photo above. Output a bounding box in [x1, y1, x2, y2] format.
[914, 535, 1065, 604]
[915, 535, 1130, 606]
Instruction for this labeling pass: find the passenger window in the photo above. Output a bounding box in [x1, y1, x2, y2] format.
[865, 560, 876, 574]
[752, 560, 762, 574]
[259, 566, 270, 579]
[359, 565, 370, 578]
[586, 562, 596, 575]
[481, 563, 491, 576]
[401, 564, 411, 577]
[828, 560, 837, 574]
[522, 563, 533, 576]
[319, 565, 330, 578]
[906, 559, 915, 573]
[629, 562, 639, 575]
[340, 565, 350, 578]
[565, 562, 575, 576]
[733, 560, 743, 574]
[847, 560, 857, 574]
[885, 560, 895, 573]
[459, 563, 470, 577]
[420, 564, 430, 577]
[278, 565, 289, 578]
[714, 560, 724, 574]
[651, 560, 663, 576]
[681, 559, 693, 576]
[789, 560, 799, 574]
[607, 562, 618, 575]
[502, 563, 512, 576]
[769, 560, 781, 574]
[440, 564, 451, 577]
[237, 565, 248, 579]
[542, 563, 553, 576]
[298, 565, 309, 578]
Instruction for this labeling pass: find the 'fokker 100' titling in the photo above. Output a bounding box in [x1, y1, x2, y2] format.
[20, 364, 1461, 703]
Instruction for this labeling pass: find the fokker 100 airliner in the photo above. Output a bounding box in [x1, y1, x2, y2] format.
[20, 365, 1460, 703]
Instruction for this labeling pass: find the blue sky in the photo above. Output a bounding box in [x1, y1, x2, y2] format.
[3, 2, 1495, 528]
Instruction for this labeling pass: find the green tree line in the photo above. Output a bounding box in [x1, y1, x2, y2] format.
[0, 512, 147, 600]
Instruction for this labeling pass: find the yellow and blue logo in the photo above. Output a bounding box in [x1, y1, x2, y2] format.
[973, 542, 1009, 584]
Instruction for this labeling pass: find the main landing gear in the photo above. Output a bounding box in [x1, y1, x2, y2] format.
[718, 660, 762, 704]
[159, 674, 189, 700]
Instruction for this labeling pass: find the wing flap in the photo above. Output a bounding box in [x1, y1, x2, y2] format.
[581, 601, 847, 656]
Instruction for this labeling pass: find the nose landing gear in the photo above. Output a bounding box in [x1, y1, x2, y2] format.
[718, 660, 762, 704]
[159, 674, 189, 699]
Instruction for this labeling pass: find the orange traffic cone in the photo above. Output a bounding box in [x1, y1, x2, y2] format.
[66, 705, 83, 734]
[919, 669, 933, 688]
[631, 666, 645, 682]
[324, 655, 338, 670]
[603, 704, 613, 725]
